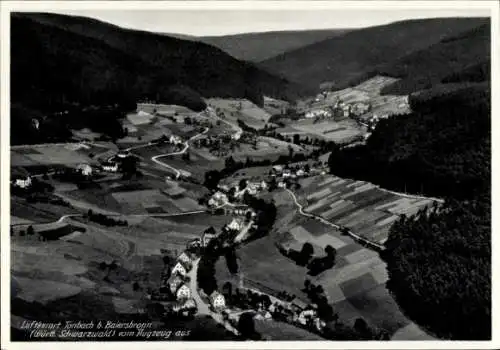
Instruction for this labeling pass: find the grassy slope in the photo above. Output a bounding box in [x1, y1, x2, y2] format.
[259, 18, 489, 91]
[199, 29, 350, 63]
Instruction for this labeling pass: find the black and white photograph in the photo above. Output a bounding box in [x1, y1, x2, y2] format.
[1, 0, 497, 348]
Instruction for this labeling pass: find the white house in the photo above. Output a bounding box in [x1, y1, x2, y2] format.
[298, 309, 316, 325]
[102, 162, 118, 172]
[169, 135, 183, 145]
[168, 275, 184, 295]
[246, 183, 258, 195]
[176, 284, 191, 300]
[273, 165, 283, 173]
[231, 131, 242, 140]
[278, 181, 286, 188]
[227, 219, 241, 231]
[208, 191, 228, 208]
[296, 169, 305, 177]
[202, 232, 217, 247]
[13, 176, 32, 189]
[177, 252, 192, 266]
[260, 180, 268, 190]
[117, 151, 131, 159]
[171, 262, 187, 277]
[173, 298, 197, 314]
[210, 291, 226, 311]
[32, 118, 40, 130]
[77, 163, 93, 176]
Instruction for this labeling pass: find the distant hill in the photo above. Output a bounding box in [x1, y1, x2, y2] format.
[378, 24, 490, 95]
[198, 29, 350, 62]
[259, 18, 490, 92]
[11, 12, 307, 113]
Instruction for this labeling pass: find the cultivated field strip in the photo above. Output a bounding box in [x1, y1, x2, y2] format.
[299, 175, 440, 245]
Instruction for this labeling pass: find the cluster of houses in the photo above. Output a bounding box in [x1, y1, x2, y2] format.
[152, 251, 198, 316]
[365, 114, 389, 131]
[271, 164, 327, 188]
[234, 180, 267, 199]
[224, 286, 328, 334]
[305, 95, 374, 120]
[305, 109, 332, 119]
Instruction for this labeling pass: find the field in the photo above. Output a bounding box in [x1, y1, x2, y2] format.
[207, 98, 273, 130]
[137, 103, 194, 116]
[263, 96, 290, 116]
[11, 144, 98, 168]
[277, 118, 365, 143]
[11, 198, 79, 223]
[215, 192, 434, 340]
[56, 177, 207, 215]
[296, 175, 439, 245]
[10, 209, 236, 329]
[231, 136, 306, 162]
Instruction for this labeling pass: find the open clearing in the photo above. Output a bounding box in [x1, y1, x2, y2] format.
[207, 98, 273, 130]
[11, 144, 98, 167]
[277, 118, 365, 143]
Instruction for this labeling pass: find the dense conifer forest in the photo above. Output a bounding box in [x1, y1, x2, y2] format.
[328, 82, 491, 339]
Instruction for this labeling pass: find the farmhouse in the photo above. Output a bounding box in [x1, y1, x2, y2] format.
[168, 275, 184, 295]
[210, 291, 226, 311]
[172, 298, 197, 315]
[305, 109, 332, 119]
[187, 238, 202, 249]
[208, 191, 228, 208]
[291, 298, 308, 312]
[11, 168, 32, 188]
[169, 135, 183, 145]
[273, 165, 283, 174]
[177, 252, 193, 267]
[231, 131, 242, 141]
[101, 162, 118, 172]
[202, 232, 217, 247]
[76, 163, 93, 176]
[297, 309, 316, 326]
[226, 219, 242, 232]
[176, 284, 191, 300]
[117, 151, 131, 159]
[171, 262, 187, 277]
[14, 176, 32, 188]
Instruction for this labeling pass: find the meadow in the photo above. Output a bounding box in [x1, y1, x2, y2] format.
[207, 98, 273, 130]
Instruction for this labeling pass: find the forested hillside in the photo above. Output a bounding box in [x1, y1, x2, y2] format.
[378, 24, 490, 94]
[14, 13, 306, 105]
[199, 29, 349, 62]
[328, 82, 491, 340]
[328, 82, 490, 199]
[383, 193, 491, 340]
[11, 13, 308, 144]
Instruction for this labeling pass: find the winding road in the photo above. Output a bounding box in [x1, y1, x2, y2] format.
[150, 127, 209, 179]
